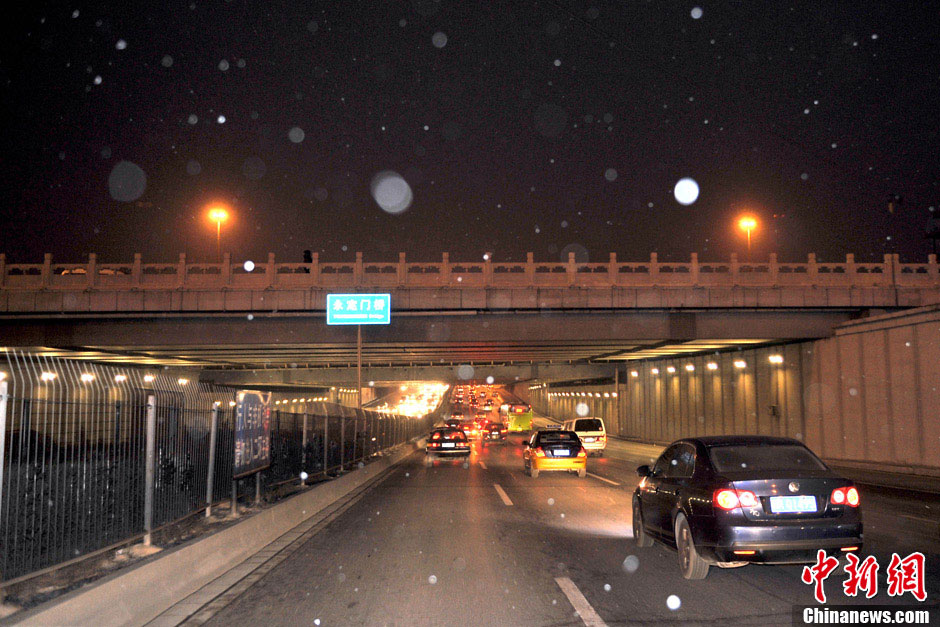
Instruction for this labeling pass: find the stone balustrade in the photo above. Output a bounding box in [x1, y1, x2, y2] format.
[1, 252, 937, 291]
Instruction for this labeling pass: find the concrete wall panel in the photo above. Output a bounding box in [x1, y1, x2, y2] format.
[915, 323, 940, 467]
[533, 306, 938, 474]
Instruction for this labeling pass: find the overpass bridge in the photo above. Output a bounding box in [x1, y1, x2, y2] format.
[1, 251, 938, 374]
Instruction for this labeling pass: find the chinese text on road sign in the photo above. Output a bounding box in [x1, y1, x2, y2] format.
[326, 293, 391, 325]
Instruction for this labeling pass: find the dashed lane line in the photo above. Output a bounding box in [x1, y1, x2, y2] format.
[479, 460, 487, 470]
[493, 483, 513, 506]
[587, 472, 621, 486]
[555, 576, 608, 627]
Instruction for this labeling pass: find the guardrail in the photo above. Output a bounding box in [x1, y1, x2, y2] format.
[0, 352, 431, 584]
[1, 252, 938, 290]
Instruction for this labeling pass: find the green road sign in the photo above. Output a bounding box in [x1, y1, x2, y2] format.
[326, 293, 391, 325]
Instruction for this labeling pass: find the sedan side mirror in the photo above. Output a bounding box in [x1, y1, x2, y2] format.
[636, 465, 651, 478]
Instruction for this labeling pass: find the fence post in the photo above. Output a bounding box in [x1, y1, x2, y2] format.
[87, 253, 97, 289]
[0, 381, 8, 528]
[397, 253, 406, 285]
[355, 252, 363, 285]
[441, 252, 450, 285]
[41, 253, 52, 288]
[206, 405, 219, 517]
[340, 413, 346, 470]
[352, 416, 358, 463]
[301, 412, 308, 485]
[144, 394, 156, 546]
[113, 401, 122, 447]
[323, 413, 329, 472]
[266, 253, 276, 288]
[177, 253, 187, 288]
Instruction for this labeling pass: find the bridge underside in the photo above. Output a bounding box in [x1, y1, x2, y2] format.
[1, 309, 856, 380]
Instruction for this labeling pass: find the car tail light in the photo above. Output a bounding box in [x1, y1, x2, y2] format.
[841, 546, 859, 552]
[829, 488, 858, 507]
[577, 450, 586, 458]
[713, 489, 758, 510]
[733, 550, 756, 555]
[846, 487, 859, 507]
[738, 491, 758, 507]
[714, 489, 739, 510]
[534, 447, 546, 457]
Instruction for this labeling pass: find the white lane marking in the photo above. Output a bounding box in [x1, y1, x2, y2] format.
[479, 460, 487, 470]
[555, 577, 607, 627]
[493, 483, 513, 506]
[587, 472, 620, 486]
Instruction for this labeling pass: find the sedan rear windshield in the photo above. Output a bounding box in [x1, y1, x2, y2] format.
[574, 419, 603, 431]
[708, 444, 827, 472]
[540, 432, 578, 443]
[432, 430, 467, 440]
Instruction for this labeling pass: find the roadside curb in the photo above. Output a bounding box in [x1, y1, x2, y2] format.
[9, 442, 422, 627]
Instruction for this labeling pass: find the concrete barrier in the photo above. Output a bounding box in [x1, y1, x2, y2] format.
[12, 443, 421, 626]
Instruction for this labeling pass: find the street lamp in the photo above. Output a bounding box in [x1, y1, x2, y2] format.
[738, 216, 758, 260]
[208, 206, 229, 262]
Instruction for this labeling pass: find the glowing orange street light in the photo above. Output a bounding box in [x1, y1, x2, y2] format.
[207, 206, 229, 262]
[738, 216, 758, 259]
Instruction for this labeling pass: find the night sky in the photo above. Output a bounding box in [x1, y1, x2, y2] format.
[1, 1, 938, 265]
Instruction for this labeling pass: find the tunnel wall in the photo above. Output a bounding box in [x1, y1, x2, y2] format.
[531, 305, 940, 476]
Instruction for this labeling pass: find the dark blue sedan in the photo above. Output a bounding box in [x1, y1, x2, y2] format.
[632, 436, 863, 579]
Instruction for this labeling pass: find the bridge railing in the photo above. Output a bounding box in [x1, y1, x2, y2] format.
[1, 252, 938, 291]
[0, 351, 429, 585]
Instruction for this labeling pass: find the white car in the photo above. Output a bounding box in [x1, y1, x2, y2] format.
[562, 417, 607, 455]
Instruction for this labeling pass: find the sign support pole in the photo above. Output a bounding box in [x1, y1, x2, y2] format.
[357, 324, 362, 411]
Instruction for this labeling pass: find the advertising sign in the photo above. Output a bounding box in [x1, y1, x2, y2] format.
[234, 390, 271, 478]
[326, 293, 391, 325]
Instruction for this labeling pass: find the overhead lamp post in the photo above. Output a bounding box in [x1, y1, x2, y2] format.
[208, 206, 229, 262]
[738, 216, 758, 261]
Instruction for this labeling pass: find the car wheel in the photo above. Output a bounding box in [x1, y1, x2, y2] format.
[675, 514, 709, 580]
[529, 467, 539, 478]
[633, 497, 653, 547]
[577, 468, 586, 478]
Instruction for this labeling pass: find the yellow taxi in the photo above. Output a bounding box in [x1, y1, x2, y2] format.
[523, 430, 587, 478]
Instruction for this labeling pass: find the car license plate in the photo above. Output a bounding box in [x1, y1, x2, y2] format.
[769, 495, 816, 513]
[441, 442, 455, 448]
[554, 449, 569, 456]
[584, 437, 595, 442]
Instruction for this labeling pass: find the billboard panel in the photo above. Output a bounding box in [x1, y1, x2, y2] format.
[234, 390, 271, 478]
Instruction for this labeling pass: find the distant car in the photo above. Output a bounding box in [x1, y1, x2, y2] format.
[481, 422, 507, 443]
[460, 419, 479, 439]
[562, 417, 606, 455]
[444, 418, 461, 429]
[450, 411, 465, 420]
[425, 428, 471, 465]
[632, 436, 863, 580]
[482, 402, 493, 412]
[523, 430, 586, 478]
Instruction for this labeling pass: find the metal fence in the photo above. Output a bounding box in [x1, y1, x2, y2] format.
[0, 351, 434, 583]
